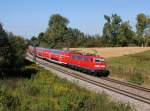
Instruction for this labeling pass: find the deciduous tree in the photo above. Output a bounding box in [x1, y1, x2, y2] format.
[44, 14, 69, 48]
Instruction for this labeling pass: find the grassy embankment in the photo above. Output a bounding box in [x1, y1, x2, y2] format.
[107, 50, 150, 86]
[0, 63, 134, 111]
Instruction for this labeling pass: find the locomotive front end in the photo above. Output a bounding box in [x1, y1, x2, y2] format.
[93, 57, 109, 77]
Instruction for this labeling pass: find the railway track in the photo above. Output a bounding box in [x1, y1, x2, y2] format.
[101, 77, 150, 93]
[26, 54, 150, 105]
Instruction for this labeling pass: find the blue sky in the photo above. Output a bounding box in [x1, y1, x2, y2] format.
[0, 0, 150, 39]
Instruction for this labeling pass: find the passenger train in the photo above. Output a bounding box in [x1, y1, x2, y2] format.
[28, 46, 109, 77]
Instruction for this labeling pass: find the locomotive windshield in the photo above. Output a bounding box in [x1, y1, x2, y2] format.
[95, 58, 104, 62]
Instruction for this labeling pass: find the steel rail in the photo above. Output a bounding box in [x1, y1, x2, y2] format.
[101, 77, 150, 93]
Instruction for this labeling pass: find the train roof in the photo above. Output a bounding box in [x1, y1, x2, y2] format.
[49, 49, 72, 55]
[35, 46, 72, 55]
[29, 46, 104, 58]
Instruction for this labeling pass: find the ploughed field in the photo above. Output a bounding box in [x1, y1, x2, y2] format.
[71, 47, 150, 87]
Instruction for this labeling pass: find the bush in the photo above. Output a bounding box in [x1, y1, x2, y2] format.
[0, 89, 21, 111]
[128, 73, 144, 85]
[27, 85, 40, 96]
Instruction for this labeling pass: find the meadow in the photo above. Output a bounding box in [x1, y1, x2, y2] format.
[107, 50, 150, 86]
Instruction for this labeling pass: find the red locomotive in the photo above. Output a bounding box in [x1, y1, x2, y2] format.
[28, 46, 109, 77]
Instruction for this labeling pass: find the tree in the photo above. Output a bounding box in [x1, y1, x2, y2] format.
[44, 14, 69, 48]
[38, 14, 88, 48]
[38, 32, 44, 42]
[136, 13, 150, 46]
[118, 21, 134, 46]
[0, 23, 28, 75]
[136, 13, 150, 36]
[144, 24, 150, 36]
[63, 28, 85, 48]
[84, 35, 103, 47]
[31, 36, 39, 46]
[111, 14, 122, 45]
[103, 15, 112, 42]
[0, 23, 9, 47]
[0, 23, 11, 74]
[8, 34, 28, 70]
[102, 14, 122, 46]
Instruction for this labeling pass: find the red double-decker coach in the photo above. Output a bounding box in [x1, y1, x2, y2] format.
[28, 46, 109, 77]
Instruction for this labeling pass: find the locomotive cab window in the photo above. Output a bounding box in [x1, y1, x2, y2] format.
[95, 58, 104, 62]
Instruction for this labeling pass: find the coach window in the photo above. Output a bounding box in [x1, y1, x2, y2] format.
[84, 58, 89, 61]
[72, 56, 77, 60]
[81, 57, 84, 61]
[76, 56, 81, 60]
[82, 57, 85, 61]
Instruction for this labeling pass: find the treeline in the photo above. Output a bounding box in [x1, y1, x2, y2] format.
[31, 13, 150, 48]
[0, 23, 28, 75]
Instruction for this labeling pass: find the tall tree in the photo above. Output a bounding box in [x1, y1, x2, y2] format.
[118, 21, 134, 46]
[8, 34, 28, 69]
[0, 23, 10, 74]
[44, 14, 69, 48]
[136, 13, 150, 36]
[102, 14, 122, 45]
[103, 15, 112, 42]
[30, 36, 39, 46]
[63, 28, 85, 48]
[111, 14, 122, 45]
[0, 23, 28, 75]
[0, 23, 9, 47]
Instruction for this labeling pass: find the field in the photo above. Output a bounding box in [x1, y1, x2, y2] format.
[0, 64, 133, 111]
[107, 50, 150, 86]
[71, 47, 150, 58]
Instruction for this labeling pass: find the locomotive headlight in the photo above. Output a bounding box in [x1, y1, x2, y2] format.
[94, 65, 106, 68]
[94, 65, 100, 67]
[100, 65, 106, 68]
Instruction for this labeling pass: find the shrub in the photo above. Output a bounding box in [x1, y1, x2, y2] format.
[0, 90, 21, 111]
[27, 85, 40, 96]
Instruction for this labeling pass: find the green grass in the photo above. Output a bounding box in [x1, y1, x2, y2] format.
[0, 64, 134, 111]
[107, 50, 150, 86]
